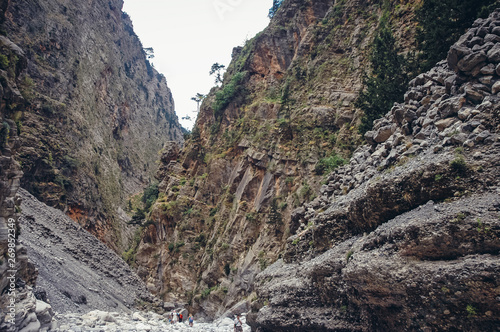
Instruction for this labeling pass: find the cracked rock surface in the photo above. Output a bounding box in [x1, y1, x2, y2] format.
[248, 10, 500, 332]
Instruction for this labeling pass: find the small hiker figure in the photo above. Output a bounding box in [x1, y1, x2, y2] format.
[188, 314, 194, 327]
[179, 312, 183, 323]
[172, 310, 178, 324]
[234, 313, 243, 332]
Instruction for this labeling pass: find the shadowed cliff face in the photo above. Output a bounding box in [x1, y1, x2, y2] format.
[248, 10, 500, 331]
[0, 114, 35, 332]
[0, 5, 46, 326]
[1, 0, 183, 250]
[132, 0, 424, 319]
[0, 0, 183, 328]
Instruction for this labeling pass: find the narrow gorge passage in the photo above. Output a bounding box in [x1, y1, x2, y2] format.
[1, 0, 499, 331]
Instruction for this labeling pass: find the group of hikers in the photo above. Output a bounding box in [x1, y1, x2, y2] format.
[167, 310, 244, 331]
[168, 310, 194, 327]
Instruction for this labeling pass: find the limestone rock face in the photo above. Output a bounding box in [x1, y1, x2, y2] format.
[2, 0, 183, 250]
[248, 11, 500, 332]
[0, 61, 49, 332]
[0, 0, 182, 328]
[133, 0, 420, 320]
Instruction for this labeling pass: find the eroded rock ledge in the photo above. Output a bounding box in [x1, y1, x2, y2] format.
[248, 10, 500, 332]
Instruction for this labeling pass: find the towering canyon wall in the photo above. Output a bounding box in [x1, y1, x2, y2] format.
[133, 1, 499, 330]
[0, 0, 183, 329]
[1, 0, 183, 250]
[0, 1, 48, 329]
[133, 0, 421, 318]
[249, 9, 500, 330]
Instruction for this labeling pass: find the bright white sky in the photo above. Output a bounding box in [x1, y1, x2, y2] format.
[122, 0, 272, 130]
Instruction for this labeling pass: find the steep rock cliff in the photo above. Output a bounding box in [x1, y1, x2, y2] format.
[0, 4, 53, 327]
[0, 0, 184, 328]
[0, 108, 41, 332]
[248, 10, 500, 331]
[133, 0, 423, 318]
[1, 0, 183, 250]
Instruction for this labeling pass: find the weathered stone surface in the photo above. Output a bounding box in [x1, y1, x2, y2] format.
[17, 189, 154, 315]
[480, 63, 496, 74]
[475, 130, 492, 142]
[163, 302, 176, 311]
[485, 33, 500, 43]
[449, 132, 468, 145]
[250, 195, 500, 332]
[448, 45, 472, 70]
[249, 10, 500, 332]
[492, 80, 500, 94]
[487, 42, 500, 62]
[437, 96, 466, 118]
[35, 300, 53, 326]
[3, 0, 184, 251]
[457, 51, 487, 72]
[465, 86, 485, 102]
[373, 125, 394, 143]
[364, 130, 376, 145]
[435, 118, 457, 131]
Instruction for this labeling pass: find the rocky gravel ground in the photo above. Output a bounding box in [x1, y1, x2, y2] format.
[52, 311, 251, 332]
[18, 189, 153, 315]
[16, 189, 254, 331]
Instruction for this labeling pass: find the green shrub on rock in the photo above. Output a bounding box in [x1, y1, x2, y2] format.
[142, 182, 159, 211]
[450, 156, 467, 173]
[315, 152, 346, 175]
[0, 53, 9, 69]
[0, 121, 10, 148]
[212, 71, 247, 118]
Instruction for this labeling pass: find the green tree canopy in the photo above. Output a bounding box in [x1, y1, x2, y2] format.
[209, 63, 226, 84]
[416, 0, 497, 72]
[356, 17, 409, 134]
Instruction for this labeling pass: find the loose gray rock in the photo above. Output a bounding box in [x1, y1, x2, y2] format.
[18, 189, 153, 314]
[52, 310, 252, 332]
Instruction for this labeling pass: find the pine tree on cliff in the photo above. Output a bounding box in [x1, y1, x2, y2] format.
[191, 93, 205, 113]
[416, 0, 498, 72]
[356, 17, 408, 134]
[209, 63, 225, 84]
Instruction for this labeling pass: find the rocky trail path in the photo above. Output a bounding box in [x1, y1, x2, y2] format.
[16, 189, 253, 332]
[53, 311, 251, 332]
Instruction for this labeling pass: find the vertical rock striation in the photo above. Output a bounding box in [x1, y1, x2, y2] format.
[133, 0, 421, 319]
